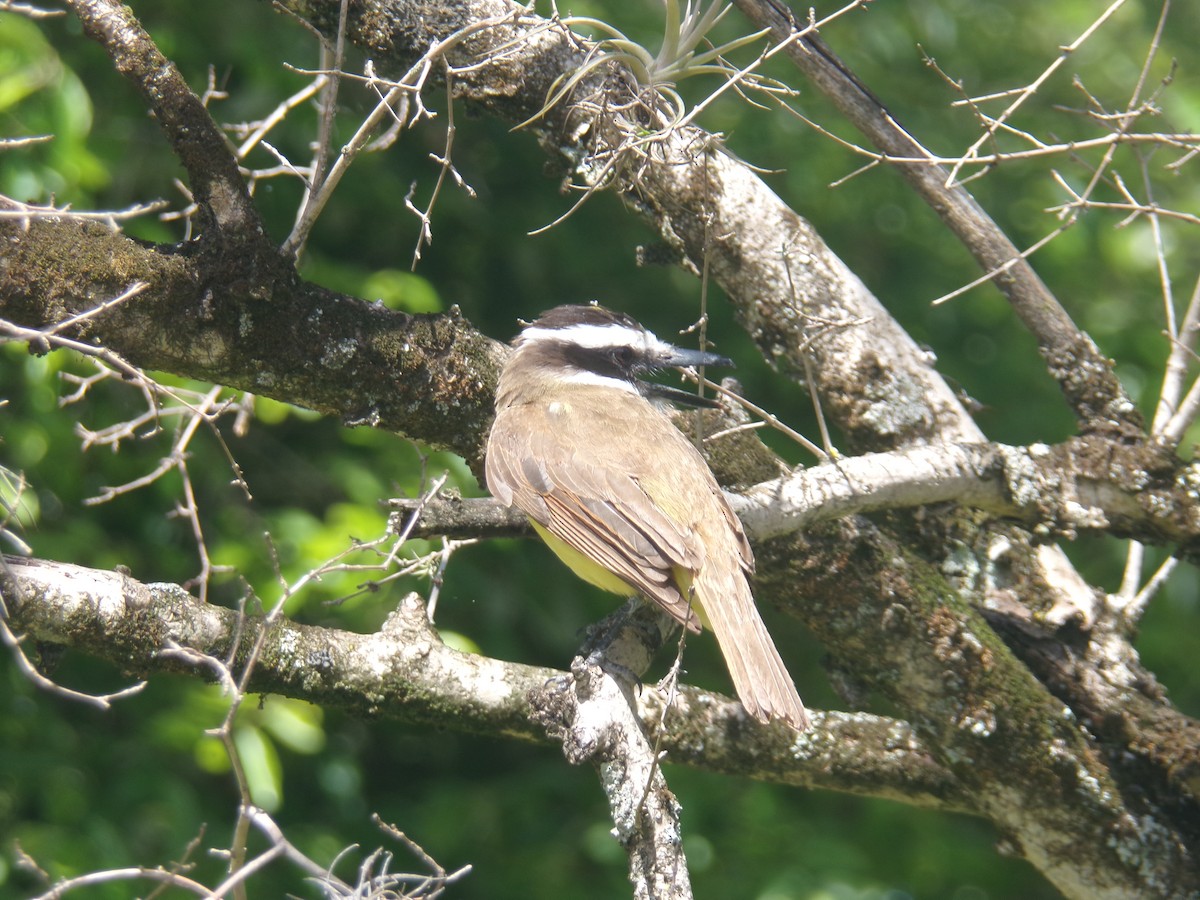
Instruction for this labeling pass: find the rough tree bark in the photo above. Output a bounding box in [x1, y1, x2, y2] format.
[1, 0, 1198, 897]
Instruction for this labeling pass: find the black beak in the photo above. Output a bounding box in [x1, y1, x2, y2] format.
[660, 346, 735, 370]
[640, 344, 731, 409]
[641, 382, 723, 409]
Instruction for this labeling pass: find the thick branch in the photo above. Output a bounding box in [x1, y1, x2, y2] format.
[1, 555, 962, 806]
[525, 602, 696, 897]
[736, 436, 1200, 548]
[3, 555, 547, 737]
[0, 205, 504, 461]
[625, 128, 981, 450]
[757, 518, 1197, 898]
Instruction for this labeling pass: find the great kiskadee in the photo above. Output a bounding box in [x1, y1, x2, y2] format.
[485, 304, 809, 731]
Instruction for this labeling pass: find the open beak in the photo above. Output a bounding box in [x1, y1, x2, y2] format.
[640, 344, 733, 409]
[641, 382, 723, 409]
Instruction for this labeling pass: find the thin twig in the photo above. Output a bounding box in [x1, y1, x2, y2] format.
[944, 0, 1129, 186]
[1154, 274, 1200, 441]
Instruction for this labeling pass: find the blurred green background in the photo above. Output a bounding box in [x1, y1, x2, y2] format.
[2, 0, 1197, 897]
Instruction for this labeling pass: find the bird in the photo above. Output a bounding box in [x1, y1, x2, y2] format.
[484, 303, 809, 731]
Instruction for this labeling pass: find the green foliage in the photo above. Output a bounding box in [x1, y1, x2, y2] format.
[0, 15, 106, 200]
[2, 0, 1198, 897]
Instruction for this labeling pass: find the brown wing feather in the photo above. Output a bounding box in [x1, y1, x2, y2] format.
[541, 493, 684, 605]
[714, 489, 754, 574]
[486, 404, 702, 629]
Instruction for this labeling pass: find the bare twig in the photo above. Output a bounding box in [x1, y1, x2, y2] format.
[0, 465, 33, 557]
[0, 0, 64, 18]
[285, 0, 349, 258]
[694, 374, 829, 460]
[407, 66, 477, 269]
[283, 12, 514, 256]
[1155, 274, 1200, 444]
[733, 0, 1140, 429]
[233, 75, 329, 161]
[945, 0, 1129, 186]
[0, 199, 169, 228]
[29, 865, 211, 899]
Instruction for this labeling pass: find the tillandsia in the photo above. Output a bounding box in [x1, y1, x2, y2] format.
[522, 1, 775, 129]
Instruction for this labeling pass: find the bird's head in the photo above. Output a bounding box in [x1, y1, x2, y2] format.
[507, 304, 732, 408]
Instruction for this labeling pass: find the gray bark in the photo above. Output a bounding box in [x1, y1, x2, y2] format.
[1, 0, 1197, 897]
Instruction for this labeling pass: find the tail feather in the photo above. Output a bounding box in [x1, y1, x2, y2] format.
[698, 569, 810, 731]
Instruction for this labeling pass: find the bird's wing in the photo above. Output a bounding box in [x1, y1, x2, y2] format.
[486, 407, 703, 631]
[715, 489, 754, 575]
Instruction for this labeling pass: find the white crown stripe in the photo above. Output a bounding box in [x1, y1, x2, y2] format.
[519, 322, 672, 355]
[521, 323, 643, 349]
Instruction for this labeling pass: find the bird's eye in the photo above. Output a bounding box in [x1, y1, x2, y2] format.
[610, 347, 636, 368]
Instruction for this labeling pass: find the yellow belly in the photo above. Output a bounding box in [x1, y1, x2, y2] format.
[529, 520, 707, 626]
[530, 521, 636, 595]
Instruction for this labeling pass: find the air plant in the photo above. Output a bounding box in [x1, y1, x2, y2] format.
[529, 0, 772, 127]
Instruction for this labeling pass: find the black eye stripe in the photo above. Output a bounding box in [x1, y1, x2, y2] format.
[516, 337, 650, 380]
[559, 341, 641, 378]
[517, 340, 628, 378]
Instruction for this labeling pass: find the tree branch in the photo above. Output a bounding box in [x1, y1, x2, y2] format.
[0, 203, 505, 462]
[68, 0, 266, 239]
[395, 437, 1200, 551]
[757, 517, 1196, 898]
[0, 554, 962, 806]
[531, 612, 695, 900]
[732, 0, 1140, 434]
